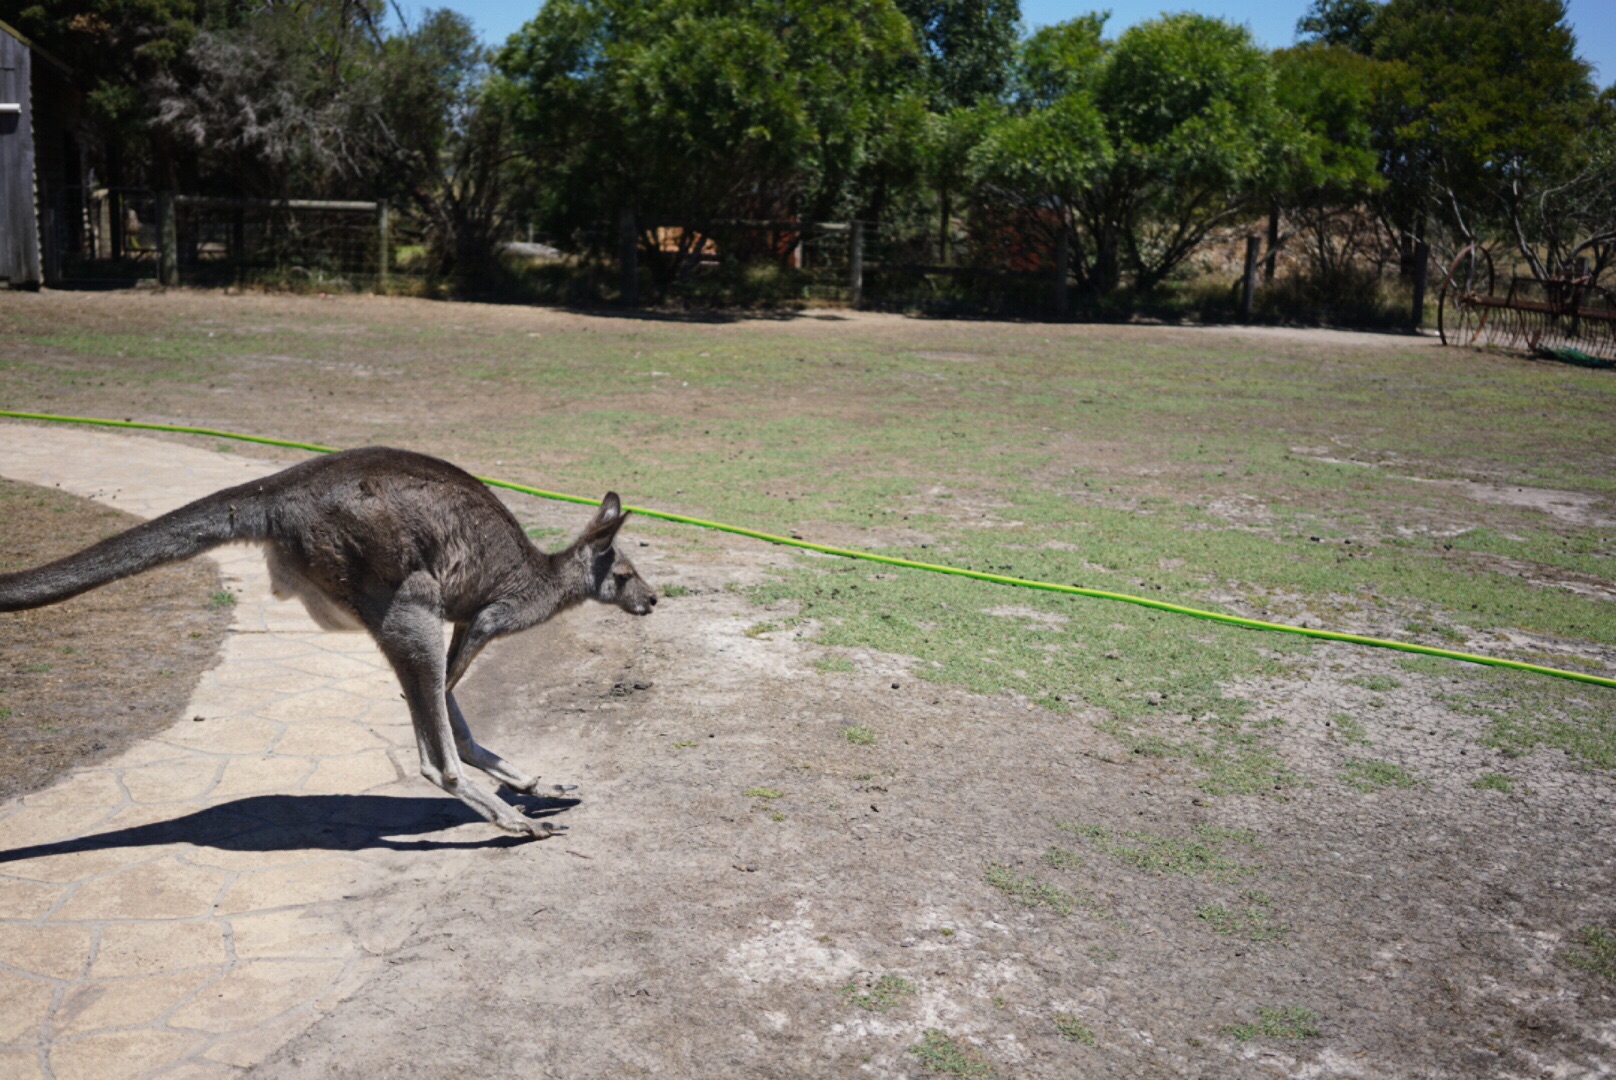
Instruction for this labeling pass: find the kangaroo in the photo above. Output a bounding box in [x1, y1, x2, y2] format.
[0, 446, 656, 836]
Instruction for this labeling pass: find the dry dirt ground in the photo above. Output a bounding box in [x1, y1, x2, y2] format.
[0, 479, 231, 802]
[253, 519, 1616, 1080]
[1, 290, 1613, 1078]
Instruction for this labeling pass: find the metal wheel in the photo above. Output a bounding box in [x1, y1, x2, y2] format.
[1437, 244, 1494, 347]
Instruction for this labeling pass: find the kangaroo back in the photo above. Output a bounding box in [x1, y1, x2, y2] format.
[0, 484, 266, 612]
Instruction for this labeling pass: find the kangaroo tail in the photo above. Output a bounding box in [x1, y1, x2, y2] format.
[0, 484, 268, 612]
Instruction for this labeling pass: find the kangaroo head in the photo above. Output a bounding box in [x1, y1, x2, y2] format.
[576, 492, 656, 616]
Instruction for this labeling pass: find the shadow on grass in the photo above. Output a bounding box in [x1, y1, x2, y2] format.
[0, 791, 579, 862]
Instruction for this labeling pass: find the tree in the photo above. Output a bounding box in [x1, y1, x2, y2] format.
[895, 0, 1020, 109]
[497, 0, 918, 285]
[1266, 44, 1384, 283]
[145, 4, 518, 277]
[968, 13, 1281, 295]
[1296, 0, 1379, 53]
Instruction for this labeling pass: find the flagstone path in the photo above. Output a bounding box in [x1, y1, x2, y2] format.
[0, 426, 510, 1080]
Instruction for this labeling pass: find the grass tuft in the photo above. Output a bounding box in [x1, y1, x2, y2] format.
[1040, 846, 1084, 870]
[910, 1030, 993, 1077]
[1197, 891, 1289, 944]
[1225, 1006, 1320, 1041]
[843, 724, 876, 745]
[840, 973, 916, 1012]
[1341, 758, 1418, 792]
[1059, 822, 1256, 880]
[1562, 926, 1616, 980]
[984, 864, 1077, 915]
[1053, 1013, 1096, 1045]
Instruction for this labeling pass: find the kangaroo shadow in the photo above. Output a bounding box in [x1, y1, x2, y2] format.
[0, 791, 579, 865]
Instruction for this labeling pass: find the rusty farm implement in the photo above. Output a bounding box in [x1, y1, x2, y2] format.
[1437, 244, 1616, 365]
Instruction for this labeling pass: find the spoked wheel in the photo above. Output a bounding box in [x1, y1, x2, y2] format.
[1437, 244, 1495, 347]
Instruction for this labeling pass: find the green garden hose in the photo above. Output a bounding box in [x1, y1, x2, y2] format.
[4, 408, 1613, 690]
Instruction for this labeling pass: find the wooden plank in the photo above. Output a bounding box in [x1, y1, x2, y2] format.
[173, 195, 378, 212]
[0, 27, 41, 286]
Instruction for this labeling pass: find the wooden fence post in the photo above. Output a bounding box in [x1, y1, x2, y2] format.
[619, 207, 638, 306]
[848, 221, 864, 308]
[110, 190, 125, 262]
[375, 200, 390, 293]
[231, 203, 246, 284]
[1410, 239, 1430, 330]
[1051, 229, 1070, 319]
[157, 190, 178, 287]
[1240, 233, 1261, 321]
[40, 205, 59, 284]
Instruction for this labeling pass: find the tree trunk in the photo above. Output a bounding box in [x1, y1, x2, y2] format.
[1264, 204, 1279, 282]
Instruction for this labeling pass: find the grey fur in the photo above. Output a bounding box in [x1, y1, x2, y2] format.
[0, 447, 656, 835]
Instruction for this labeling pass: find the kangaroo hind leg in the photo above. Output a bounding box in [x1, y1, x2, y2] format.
[372, 585, 558, 837]
[443, 622, 576, 797]
[447, 692, 577, 797]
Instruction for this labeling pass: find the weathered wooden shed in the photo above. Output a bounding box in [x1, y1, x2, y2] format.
[0, 19, 79, 288]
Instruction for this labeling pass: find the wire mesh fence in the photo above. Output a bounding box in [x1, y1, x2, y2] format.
[619, 216, 1061, 314]
[47, 189, 428, 291]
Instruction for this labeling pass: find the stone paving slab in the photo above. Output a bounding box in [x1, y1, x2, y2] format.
[0, 426, 498, 1080]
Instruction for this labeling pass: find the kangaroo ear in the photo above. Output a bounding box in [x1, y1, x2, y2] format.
[583, 492, 628, 552]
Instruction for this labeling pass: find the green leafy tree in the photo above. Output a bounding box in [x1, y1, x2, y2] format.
[1374, 0, 1596, 263]
[968, 13, 1280, 295]
[1266, 44, 1384, 283]
[498, 0, 918, 284]
[895, 0, 1019, 109]
[1296, 0, 1380, 53]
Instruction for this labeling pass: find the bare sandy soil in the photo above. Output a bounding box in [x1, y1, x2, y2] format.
[248, 491, 1616, 1080]
[0, 478, 230, 801]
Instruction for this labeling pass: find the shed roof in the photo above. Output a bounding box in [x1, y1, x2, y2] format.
[0, 18, 74, 79]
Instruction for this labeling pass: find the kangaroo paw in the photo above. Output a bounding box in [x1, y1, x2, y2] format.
[516, 779, 579, 796]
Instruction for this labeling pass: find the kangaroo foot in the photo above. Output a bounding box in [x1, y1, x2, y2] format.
[513, 779, 579, 797]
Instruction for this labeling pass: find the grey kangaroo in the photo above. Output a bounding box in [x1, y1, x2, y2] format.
[0, 447, 656, 836]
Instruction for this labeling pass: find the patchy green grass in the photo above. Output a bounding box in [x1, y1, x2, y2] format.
[1441, 669, 1616, 771]
[1040, 846, 1084, 871]
[11, 295, 1616, 808]
[1225, 1006, 1321, 1041]
[660, 583, 691, 597]
[1562, 926, 1616, 980]
[984, 864, 1079, 915]
[1341, 758, 1418, 793]
[1197, 891, 1290, 944]
[743, 621, 779, 638]
[1053, 1013, 1097, 1045]
[910, 1030, 993, 1077]
[842, 725, 876, 745]
[1328, 712, 1370, 744]
[207, 590, 236, 608]
[523, 524, 565, 542]
[814, 654, 856, 673]
[1347, 674, 1402, 692]
[1470, 772, 1514, 792]
[742, 787, 783, 800]
[840, 974, 916, 1012]
[1059, 823, 1258, 880]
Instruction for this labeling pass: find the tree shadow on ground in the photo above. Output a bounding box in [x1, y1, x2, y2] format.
[0, 792, 578, 863]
